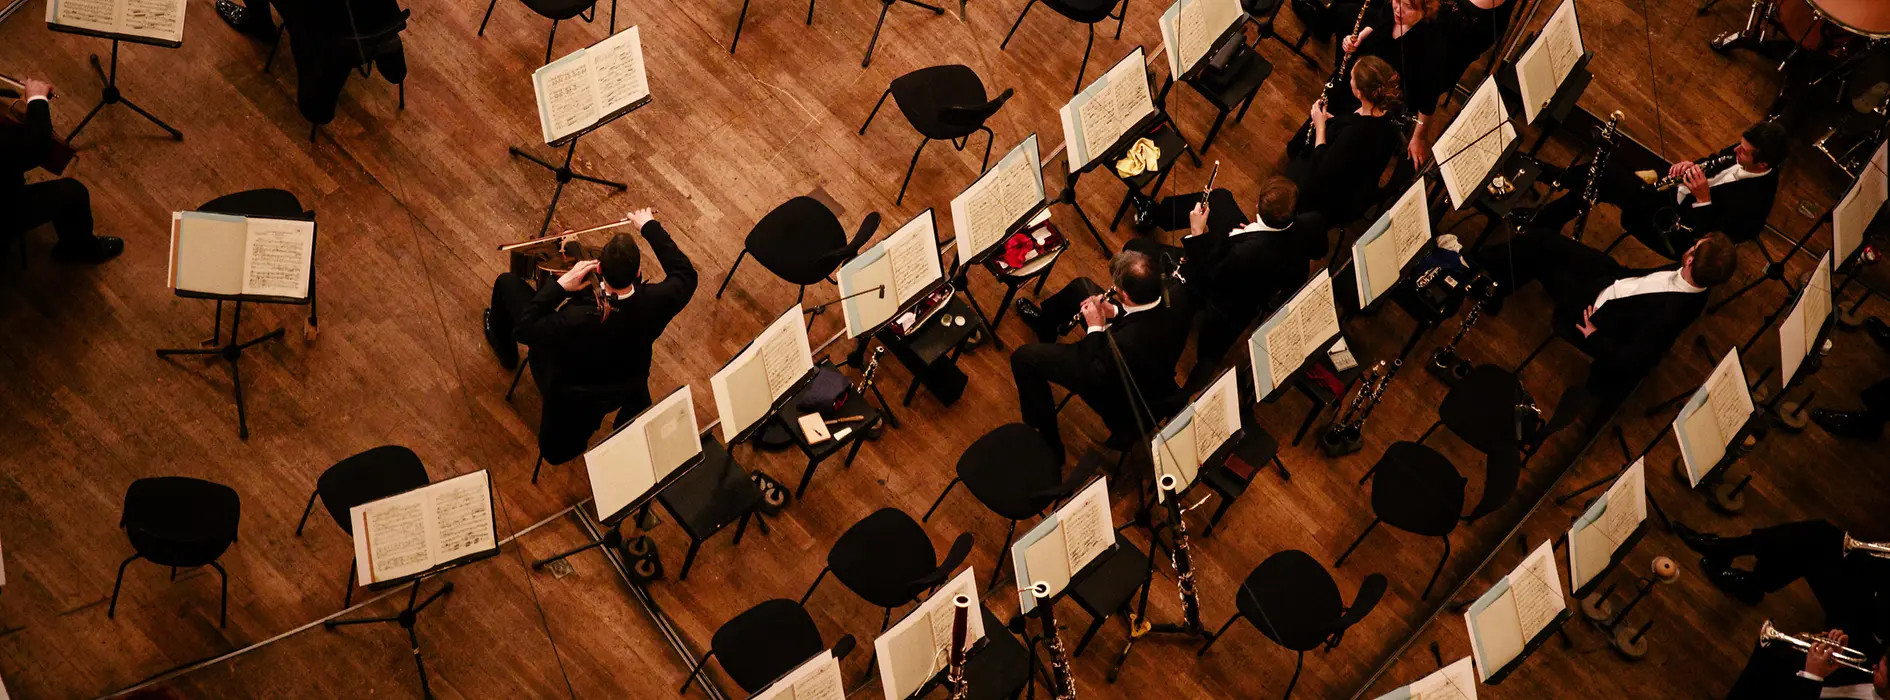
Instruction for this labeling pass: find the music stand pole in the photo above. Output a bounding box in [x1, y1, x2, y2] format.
[1710, 214, 1824, 314]
[510, 135, 629, 235]
[156, 299, 286, 440]
[324, 577, 456, 699]
[67, 39, 183, 143]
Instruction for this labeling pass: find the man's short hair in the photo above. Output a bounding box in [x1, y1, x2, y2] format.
[600, 234, 641, 289]
[1257, 177, 1298, 228]
[1743, 121, 1789, 168]
[1110, 250, 1163, 305]
[1688, 233, 1737, 287]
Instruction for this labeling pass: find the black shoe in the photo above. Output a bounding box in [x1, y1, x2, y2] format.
[1671, 521, 1736, 562]
[484, 309, 519, 370]
[1015, 299, 1057, 343]
[51, 236, 123, 263]
[1864, 317, 1890, 355]
[1811, 408, 1885, 440]
[216, 0, 276, 37]
[1704, 565, 1766, 605]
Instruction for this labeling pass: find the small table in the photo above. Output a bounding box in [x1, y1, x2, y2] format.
[881, 295, 985, 406]
[772, 374, 885, 499]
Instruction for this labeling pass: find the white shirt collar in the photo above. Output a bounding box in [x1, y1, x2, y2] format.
[1228, 218, 1290, 238]
[1085, 298, 1160, 333]
[1591, 269, 1704, 311]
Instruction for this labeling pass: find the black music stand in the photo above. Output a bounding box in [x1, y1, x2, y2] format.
[1493, 48, 1592, 157]
[516, 49, 650, 234]
[157, 196, 317, 440]
[52, 31, 185, 143]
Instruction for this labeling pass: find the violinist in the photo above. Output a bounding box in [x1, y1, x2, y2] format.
[1, 77, 122, 263]
[483, 207, 697, 465]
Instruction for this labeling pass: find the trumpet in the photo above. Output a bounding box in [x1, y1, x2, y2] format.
[1758, 620, 1877, 674]
[1843, 533, 1890, 560]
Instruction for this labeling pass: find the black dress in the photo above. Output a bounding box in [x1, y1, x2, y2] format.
[1290, 111, 1403, 226]
[1443, 0, 1516, 91]
[1327, 2, 1452, 118]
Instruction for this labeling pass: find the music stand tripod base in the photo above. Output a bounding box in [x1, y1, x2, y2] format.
[324, 578, 455, 699]
[510, 137, 628, 235]
[68, 40, 184, 144]
[155, 300, 284, 440]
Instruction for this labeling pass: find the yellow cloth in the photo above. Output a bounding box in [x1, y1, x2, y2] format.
[1114, 138, 1161, 178]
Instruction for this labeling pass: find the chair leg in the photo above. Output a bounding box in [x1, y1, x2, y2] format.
[860, 88, 891, 134]
[545, 20, 559, 64]
[212, 561, 229, 627]
[263, 27, 284, 72]
[1422, 537, 1452, 600]
[731, 0, 752, 53]
[862, 0, 893, 67]
[1283, 651, 1303, 699]
[506, 360, 529, 400]
[108, 555, 138, 618]
[1334, 518, 1379, 567]
[807, 0, 817, 24]
[1196, 615, 1240, 656]
[898, 138, 928, 205]
[1201, 109, 1229, 154]
[344, 560, 356, 607]
[979, 126, 996, 172]
[531, 455, 545, 484]
[679, 650, 715, 694]
[398, 82, 405, 111]
[715, 249, 748, 298]
[1074, 25, 1094, 95]
[988, 520, 1017, 590]
[1112, 0, 1126, 38]
[478, 0, 499, 35]
[1073, 615, 1104, 656]
[1000, 0, 1037, 49]
[1202, 494, 1234, 537]
[800, 567, 829, 604]
[295, 490, 320, 536]
[1415, 419, 1442, 446]
[679, 539, 703, 580]
[923, 478, 961, 521]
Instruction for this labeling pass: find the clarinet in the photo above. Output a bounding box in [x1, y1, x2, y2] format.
[1031, 582, 1078, 700]
[1157, 476, 1204, 634]
[1650, 151, 1735, 192]
[947, 595, 972, 700]
[1568, 111, 1624, 241]
[1331, 360, 1386, 431]
[855, 346, 886, 395]
[1326, 359, 1402, 447]
[1428, 300, 1483, 380]
[1303, 0, 1375, 149]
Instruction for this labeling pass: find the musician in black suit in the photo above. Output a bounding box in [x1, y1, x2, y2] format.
[1127, 177, 1327, 390]
[1723, 638, 1887, 700]
[1010, 250, 1191, 464]
[1531, 121, 1786, 260]
[1477, 231, 1738, 395]
[483, 208, 697, 464]
[1289, 55, 1406, 228]
[216, 0, 408, 126]
[1, 78, 122, 263]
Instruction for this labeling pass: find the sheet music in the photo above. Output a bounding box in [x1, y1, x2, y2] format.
[362, 497, 430, 582]
[1190, 369, 1238, 465]
[1591, 458, 1646, 546]
[535, 55, 598, 144]
[1057, 478, 1113, 574]
[1262, 271, 1338, 388]
[759, 309, 814, 396]
[1060, 50, 1154, 172]
[1356, 182, 1431, 306]
[1408, 657, 1477, 700]
[241, 218, 314, 298]
[886, 211, 943, 301]
[172, 212, 248, 295]
[1780, 254, 1833, 385]
[1515, 0, 1582, 123]
[1510, 541, 1564, 637]
[1434, 79, 1518, 209]
[585, 408, 655, 519]
[1165, 0, 1242, 75]
[430, 472, 495, 562]
[1705, 352, 1752, 442]
[1466, 585, 1523, 681]
[47, 0, 120, 34]
[754, 651, 843, 700]
[952, 136, 1044, 262]
[121, 0, 183, 42]
[590, 27, 649, 112]
[1833, 144, 1887, 268]
[875, 568, 986, 700]
[642, 387, 700, 481]
[1020, 525, 1072, 603]
[1152, 414, 1200, 499]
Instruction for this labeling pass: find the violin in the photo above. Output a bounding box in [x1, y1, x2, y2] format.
[0, 74, 76, 175]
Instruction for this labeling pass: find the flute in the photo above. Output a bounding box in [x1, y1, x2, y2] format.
[496, 217, 641, 251]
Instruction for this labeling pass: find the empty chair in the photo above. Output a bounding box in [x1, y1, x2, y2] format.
[715, 197, 882, 304]
[999, 0, 1128, 94]
[1197, 426, 1287, 537]
[296, 445, 432, 606]
[679, 598, 856, 694]
[801, 508, 974, 634]
[1241, 0, 1315, 66]
[923, 423, 1098, 589]
[1161, 41, 1272, 154]
[479, 0, 615, 63]
[109, 477, 242, 627]
[860, 65, 1014, 204]
[960, 605, 1034, 699]
[1197, 550, 1387, 698]
[1336, 441, 1465, 600]
[1067, 538, 1149, 655]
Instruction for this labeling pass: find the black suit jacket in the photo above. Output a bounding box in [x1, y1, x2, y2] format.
[516, 221, 697, 455]
[1059, 299, 1193, 439]
[1675, 146, 1780, 244]
[1563, 266, 1707, 391]
[0, 99, 54, 204]
[1179, 216, 1322, 327]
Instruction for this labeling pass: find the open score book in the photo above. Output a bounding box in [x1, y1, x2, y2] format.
[951, 135, 1046, 262]
[533, 26, 652, 145]
[710, 305, 816, 442]
[1012, 477, 1114, 613]
[1464, 540, 1567, 682]
[1567, 457, 1646, 594]
[350, 470, 498, 586]
[1249, 270, 1340, 398]
[1353, 181, 1432, 307]
[1158, 0, 1243, 76]
[46, 0, 184, 45]
[1672, 349, 1754, 487]
[1434, 78, 1518, 209]
[1059, 48, 1156, 174]
[168, 212, 315, 300]
[1152, 368, 1240, 498]
[584, 386, 702, 523]
[1514, 0, 1583, 124]
[752, 649, 845, 700]
[875, 568, 989, 700]
[838, 210, 945, 338]
[1779, 253, 1833, 388]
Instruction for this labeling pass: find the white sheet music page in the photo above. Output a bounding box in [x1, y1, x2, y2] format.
[838, 246, 894, 338]
[641, 386, 700, 482]
[1465, 586, 1523, 680]
[1833, 143, 1887, 268]
[1360, 181, 1431, 304]
[886, 210, 943, 303]
[1190, 369, 1239, 465]
[585, 405, 656, 520]
[121, 0, 183, 43]
[1175, 0, 1242, 76]
[1704, 349, 1752, 443]
[47, 0, 120, 35]
[240, 217, 314, 298]
[758, 305, 815, 397]
[952, 135, 1044, 262]
[754, 650, 841, 700]
[1591, 457, 1646, 546]
[172, 211, 248, 295]
[534, 51, 599, 144]
[1435, 79, 1518, 208]
[1516, 0, 1581, 123]
[353, 490, 431, 585]
[1060, 49, 1154, 172]
[1510, 540, 1565, 638]
[1057, 478, 1113, 574]
[874, 568, 985, 700]
[1409, 657, 1477, 700]
[429, 471, 495, 563]
[590, 27, 650, 114]
[1780, 254, 1833, 385]
[1152, 413, 1200, 499]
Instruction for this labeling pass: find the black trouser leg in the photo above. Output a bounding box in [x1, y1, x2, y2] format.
[9, 179, 97, 249]
[489, 273, 536, 341]
[1147, 188, 1244, 234]
[1187, 306, 1245, 390]
[1011, 344, 1083, 463]
[1030, 277, 1105, 338]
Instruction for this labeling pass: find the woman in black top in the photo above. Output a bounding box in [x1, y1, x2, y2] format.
[1291, 56, 1405, 227]
[1443, 0, 1516, 92]
[1330, 0, 1449, 166]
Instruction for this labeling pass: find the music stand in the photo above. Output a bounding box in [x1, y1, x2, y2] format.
[53, 34, 185, 143]
[517, 30, 652, 235]
[530, 427, 737, 572]
[157, 197, 317, 440]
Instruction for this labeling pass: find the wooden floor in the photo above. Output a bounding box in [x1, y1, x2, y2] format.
[1, 0, 1886, 696]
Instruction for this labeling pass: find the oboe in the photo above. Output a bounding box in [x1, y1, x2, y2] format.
[1650, 152, 1734, 192]
[1157, 475, 1204, 634]
[947, 595, 972, 700]
[1303, 0, 1375, 149]
[1569, 111, 1624, 241]
[1032, 582, 1078, 700]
